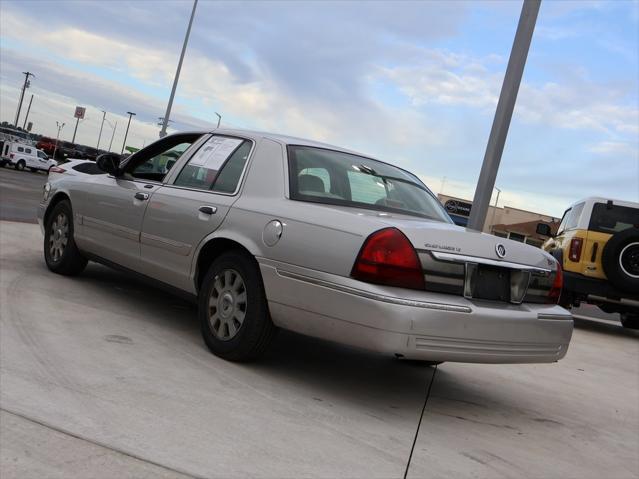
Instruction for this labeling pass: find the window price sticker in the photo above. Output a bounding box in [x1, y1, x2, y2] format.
[190, 137, 243, 170]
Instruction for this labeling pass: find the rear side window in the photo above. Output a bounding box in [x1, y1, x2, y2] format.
[557, 202, 584, 234]
[25, 148, 32, 154]
[174, 136, 252, 193]
[589, 203, 639, 234]
[72, 162, 104, 175]
[17, 146, 24, 152]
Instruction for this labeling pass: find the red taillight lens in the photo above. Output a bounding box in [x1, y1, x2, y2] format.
[48, 166, 66, 174]
[547, 262, 563, 304]
[569, 238, 583, 262]
[351, 227, 425, 290]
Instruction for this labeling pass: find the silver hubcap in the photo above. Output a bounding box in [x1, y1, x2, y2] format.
[49, 213, 69, 262]
[208, 269, 247, 341]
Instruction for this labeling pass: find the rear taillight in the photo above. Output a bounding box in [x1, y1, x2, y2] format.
[48, 166, 66, 174]
[547, 262, 563, 304]
[351, 227, 425, 290]
[568, 238, 583, 262]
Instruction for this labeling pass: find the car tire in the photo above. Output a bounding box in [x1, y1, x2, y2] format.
[16, 160, 25, 171]
[199, 250, 276, 361]
[601, 228, 639, 293]
[44, 200, 88, 276]
[620, 313, 639, 330]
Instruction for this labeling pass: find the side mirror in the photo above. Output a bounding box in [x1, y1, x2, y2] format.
[536, 223, 553, 237]
[96, 153, 122, 176]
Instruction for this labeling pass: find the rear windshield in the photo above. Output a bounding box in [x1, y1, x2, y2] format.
[288, 145, 451, 222]
[589, 203, 639, 234]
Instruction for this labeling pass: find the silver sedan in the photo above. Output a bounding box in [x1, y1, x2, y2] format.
[37, 129, 573, 363]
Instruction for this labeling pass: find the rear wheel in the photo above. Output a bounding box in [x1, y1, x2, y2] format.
[16, 160, 25, 171]
[199, 251, 276, 361]
[44, 200, 87, 276]
[602, 228, 639, 293]
[620, 313, 639, 330]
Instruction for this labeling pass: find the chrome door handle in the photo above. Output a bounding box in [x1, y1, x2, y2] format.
[134, 192, 149, 201]
[199, 206, 217, 215]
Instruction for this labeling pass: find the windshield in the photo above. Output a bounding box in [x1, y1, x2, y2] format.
[288, 146, 451, 222]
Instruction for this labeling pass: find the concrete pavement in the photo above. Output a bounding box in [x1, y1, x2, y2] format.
[1, 221, 638, 478]
[0, 166, 47, 223]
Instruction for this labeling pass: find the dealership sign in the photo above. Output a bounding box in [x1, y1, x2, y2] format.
[74, 106, 86, 119]
[444, 199, 473, 217]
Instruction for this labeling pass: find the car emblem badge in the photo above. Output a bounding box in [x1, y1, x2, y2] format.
[495, 243, 506, 258]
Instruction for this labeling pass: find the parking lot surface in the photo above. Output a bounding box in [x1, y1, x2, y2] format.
[1, 220, 637, 478]
[0, 166, 48, 223]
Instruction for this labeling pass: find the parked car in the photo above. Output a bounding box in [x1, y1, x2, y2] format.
[1, 141, 57, 172]
[36, 137, 57, 156]
[539, 197, 639, 328]
[37, 130, 572, 363]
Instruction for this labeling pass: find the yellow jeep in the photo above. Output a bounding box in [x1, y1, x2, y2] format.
[538, 197, 639, 329]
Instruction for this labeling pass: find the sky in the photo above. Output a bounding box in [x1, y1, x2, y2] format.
[0, 0, 637, 217]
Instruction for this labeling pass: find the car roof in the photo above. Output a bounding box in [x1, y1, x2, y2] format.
[569, 197, 639, 209]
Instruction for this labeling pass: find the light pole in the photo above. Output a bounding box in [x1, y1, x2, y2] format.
[122, 111, 136, 154]
[14, 71, 34, 128]
[159, 0, 198, 138]
[489, 187, 501, 233]
[467, 0, 541, 231]
[53, 121, 65, 160]
[71, 116, 86, 144]
[97, 110, 107, 150]
[214, 112, 221, 128]
[105, 119, 117, 152]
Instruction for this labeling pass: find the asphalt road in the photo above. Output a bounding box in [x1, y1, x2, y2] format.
[1, 221, 637, 478]
[0, 165, 48, 223]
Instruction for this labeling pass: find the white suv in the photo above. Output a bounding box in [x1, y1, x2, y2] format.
[1, 141, 57, 172]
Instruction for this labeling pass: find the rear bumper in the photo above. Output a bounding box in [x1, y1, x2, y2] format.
[259, 259, 573, 364]
[563, 271, 639, 304]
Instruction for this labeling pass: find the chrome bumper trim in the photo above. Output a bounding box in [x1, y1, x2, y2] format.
[276, 270, 472, 313]
[537, 313, 573, 320]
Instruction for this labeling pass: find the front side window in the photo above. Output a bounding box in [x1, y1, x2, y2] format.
[174, 136, 252, 193]
[557, 202, 584, 235]
[37, 151, 47, 159]
[123, 133, 203, 182]
[589, 203, 639, 234]
[288, 146, 451, 222]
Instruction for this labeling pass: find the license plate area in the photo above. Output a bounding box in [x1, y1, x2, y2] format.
[464, 263, 530, 303]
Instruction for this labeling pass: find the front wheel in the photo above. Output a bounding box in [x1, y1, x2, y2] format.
[44, 200, 87, 276]
[620, 313, 639, 330]
[199, 251, 276, 361]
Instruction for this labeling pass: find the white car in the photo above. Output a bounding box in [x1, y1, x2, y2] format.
[1, 141, 57, 172]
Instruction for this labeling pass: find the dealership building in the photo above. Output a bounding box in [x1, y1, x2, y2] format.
[437, 194, 560, 248]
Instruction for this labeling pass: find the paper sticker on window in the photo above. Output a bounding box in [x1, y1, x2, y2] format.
[190, 137, 243, 170]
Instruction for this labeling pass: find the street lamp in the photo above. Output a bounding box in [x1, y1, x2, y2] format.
[97, 110, 107, 150]
[53, 121, 65, 160]
[159, 0, 198, 138]
[121, 111, 136, 154]
[104, 119, 117, 153]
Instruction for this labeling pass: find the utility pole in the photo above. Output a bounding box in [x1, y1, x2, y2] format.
[122, 112, 136, 154]
[22, 94, 34, 129]
[53, 121, 65, 160]
[97, 110, 107, 150]
[467, 0, 541, 231]
[14, 71, 35, 128]
[159, 0, 198, 138]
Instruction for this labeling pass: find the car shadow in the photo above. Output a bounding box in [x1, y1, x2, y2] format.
[573, 316, 639, 338]
[73, 262, 434, 412]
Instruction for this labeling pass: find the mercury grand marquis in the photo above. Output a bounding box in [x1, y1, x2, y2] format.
[37, 129, 573, 363]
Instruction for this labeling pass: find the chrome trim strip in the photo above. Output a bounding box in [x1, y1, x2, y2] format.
[83, 215, 139, 241]
[140, 232, 192, 256]
[537, 313, 573, 320]
[430, 251, 551, 273]
[276, 269, 472, 313]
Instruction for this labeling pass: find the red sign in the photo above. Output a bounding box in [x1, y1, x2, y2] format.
[74, 106, 86, 119]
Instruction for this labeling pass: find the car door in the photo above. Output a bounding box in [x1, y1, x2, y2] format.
[80, 133, 204, 271]
[36, 151, 49, 170]
[139, 135, 254, 292]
